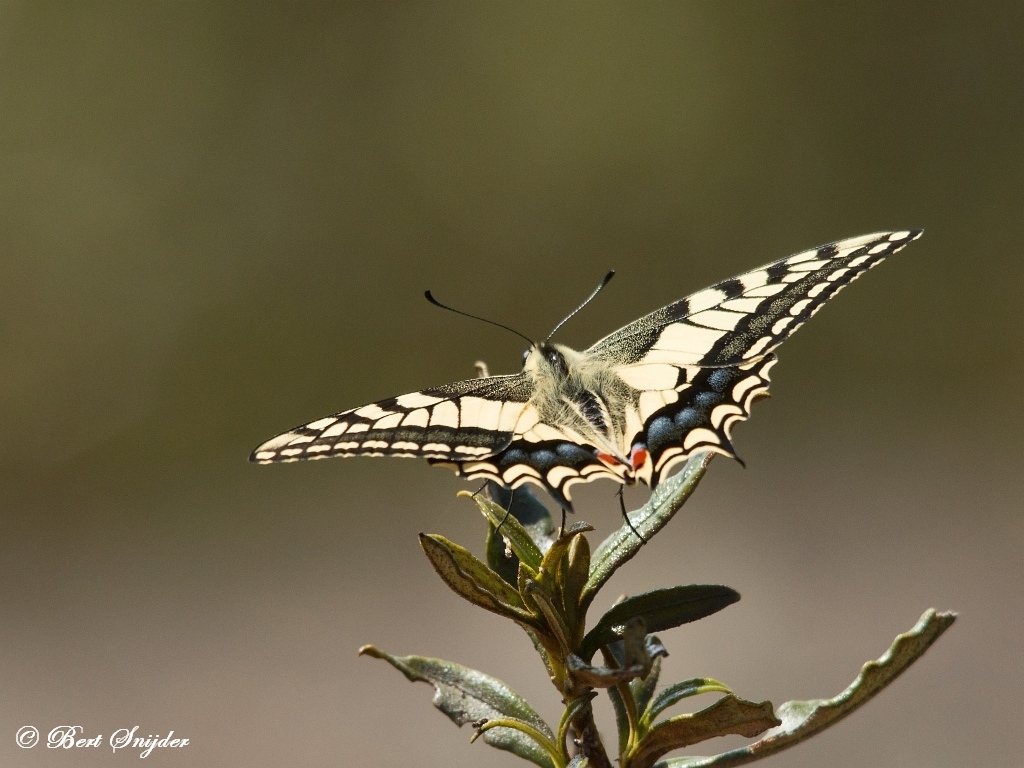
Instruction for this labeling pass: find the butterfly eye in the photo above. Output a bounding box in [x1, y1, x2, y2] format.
[522, 349, 531, 364]
[545, 348, 569, 375]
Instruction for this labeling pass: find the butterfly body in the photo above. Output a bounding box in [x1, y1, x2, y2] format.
[252, 230, 922, 508]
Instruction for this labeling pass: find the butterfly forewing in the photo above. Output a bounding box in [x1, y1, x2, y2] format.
[589, 230, 922, 368]
[250, 374, 533, 464]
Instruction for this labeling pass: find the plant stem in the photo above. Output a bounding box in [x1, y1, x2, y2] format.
[568, 694, 613, 768]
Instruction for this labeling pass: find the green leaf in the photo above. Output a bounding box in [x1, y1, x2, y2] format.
[567, 757, 590, 768]
[563, 534, 591, 618]
[641, 678, 733, 730]
[607, 682, 632, 757]
[628, 695, 780, 768]
[463, 490, 544, 573]
[485, 518, 521, 588]
[535, 522, 593, 641]
[539, 522, 594, 586]
[525, 626, 557, 681]
[649, 609, 957, 768]
[558, 692, 598, 762]
[630, 653, 663, 722]
[584, 453, 713, 612]
[485, 482, 555, 586]
[487, 482, 556, 548]
[579, 585, 739, 661]
[419, 534, 538, 626]
[523, 577, 572, 654]
[359, 645, 559, 768]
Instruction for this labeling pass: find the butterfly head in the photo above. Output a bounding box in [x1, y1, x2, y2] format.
[522, 342, 572, 379]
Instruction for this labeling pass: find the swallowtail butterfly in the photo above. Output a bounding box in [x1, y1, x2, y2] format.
[252, 230, 921, 509]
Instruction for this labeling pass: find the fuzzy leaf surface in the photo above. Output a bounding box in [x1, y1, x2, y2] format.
[649, 609, 957, 768]
[419, 534, 537, 625]
[360, 645, 557, 768]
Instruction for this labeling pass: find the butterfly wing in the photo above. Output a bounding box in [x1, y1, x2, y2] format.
[589, 230, 921, 366]
[429, 410, 626, 509]
[251, 373, 534, 464]
[588, 230, 922, 483]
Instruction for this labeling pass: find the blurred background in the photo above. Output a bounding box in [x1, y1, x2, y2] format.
[1, 3, 1021, 766]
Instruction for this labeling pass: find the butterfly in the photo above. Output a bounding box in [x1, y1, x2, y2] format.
[251, 230, 921, 510]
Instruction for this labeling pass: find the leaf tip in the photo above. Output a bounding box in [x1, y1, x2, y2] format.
[358, 644, 383, 659]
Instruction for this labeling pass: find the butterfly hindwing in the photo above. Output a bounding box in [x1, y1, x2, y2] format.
[250, 373, 534, 464]
[636, 355, 777, 486]
[432, 429, 626, 509]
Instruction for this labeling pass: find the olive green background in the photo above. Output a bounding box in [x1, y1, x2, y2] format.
[1, 4, 1021, 767]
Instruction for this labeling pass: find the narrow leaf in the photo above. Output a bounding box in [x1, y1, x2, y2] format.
[487, 481, 555, 549]
[539, 522, 594, 585]
[359, 645, 558, 768]
[485, 482, 555, 586]
[642, 678, 733, 729]
[536, 522, 593, 639]
[419, 534, 537, 625]
[523, 578, 572, 654]
[607, 683, 632, 757]
[559, 692, 599, 762]
[525, 626, 557, 681]
[584, 453, 713, 612]
[463, 490, 544, 572]
[485, 519, 521, 588]
[580, 585, 739, 661]
[650, 609, 957, 768]
[629, 695, 780, 768]
[631, 654, 664, 723]
[564, 534, 592, 617]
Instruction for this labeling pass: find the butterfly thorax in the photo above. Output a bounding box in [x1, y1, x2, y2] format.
[522, 342, 636, 461]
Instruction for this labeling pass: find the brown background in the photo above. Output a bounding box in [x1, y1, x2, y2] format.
[1, 3, 1021, 767]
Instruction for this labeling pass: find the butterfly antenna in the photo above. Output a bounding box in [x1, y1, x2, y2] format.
[425, 291, 533, 346]
[546, 270, 615, 342]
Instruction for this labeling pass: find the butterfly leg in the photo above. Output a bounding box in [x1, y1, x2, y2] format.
[494, 487, 515, 537]
[559, 507, 567, 537]
[617, 486, 646, 543]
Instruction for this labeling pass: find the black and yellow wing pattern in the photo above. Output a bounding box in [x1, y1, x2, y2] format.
[252, 230, 921, 508]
